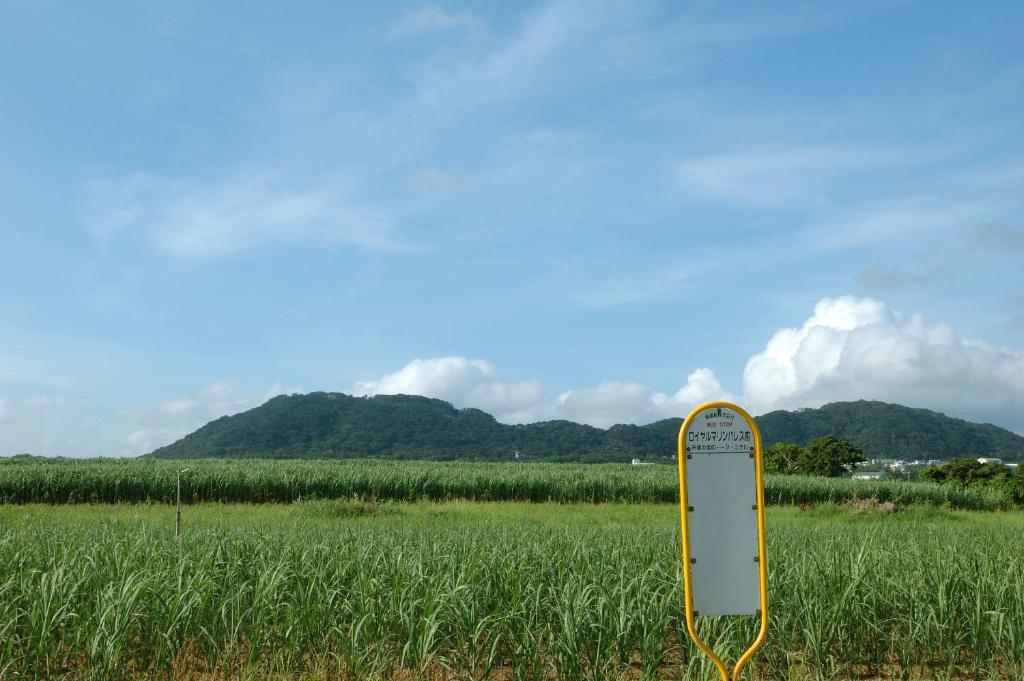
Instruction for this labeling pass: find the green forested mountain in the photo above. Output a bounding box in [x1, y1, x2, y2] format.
[756, 401, 1024, 462]
[147, 393, 1024, 462]
[149, 393, 624, 461]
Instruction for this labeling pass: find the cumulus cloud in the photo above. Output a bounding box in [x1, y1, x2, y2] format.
[11, 298, 1024, 455]
[353, 358, 734, 428]
[549, 369, 737, 428]
[672, 367, 735, 404]
[355, 297, 1024, 432]
[742, 296, 1024, 428]
[353, 357, 544, 418]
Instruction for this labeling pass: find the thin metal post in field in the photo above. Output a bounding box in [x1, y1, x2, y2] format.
[175, 468, 190, 539]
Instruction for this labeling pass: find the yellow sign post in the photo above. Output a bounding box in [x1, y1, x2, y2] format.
[677, 401, 768, 681]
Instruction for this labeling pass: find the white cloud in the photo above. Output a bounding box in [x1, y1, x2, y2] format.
[8, 301, 1024, 455]
[353, 357, 733, 428]
[390, 7, 483, 36]
[87, 172, 401, 260]
[580, 196, 1007, 311]
[410, 0, 618, 110]
[115, 380, 301, 455]
[353, 357, 544, 417]
[550, 381, 655, 426]
[355, 298, 1024, 432]
[549, 369, 736, 428]
[804, 198, 997, 250]
[675, 147, 899, 204]
[0, 394, 93, 456]
[106, 301, 1024, 444]
[742, 296, 1024, 429]
[671, 367, 734, 404]
[674, 141, 980, 208]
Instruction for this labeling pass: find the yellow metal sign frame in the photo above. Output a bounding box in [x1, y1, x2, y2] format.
[677, 401, 769, 681]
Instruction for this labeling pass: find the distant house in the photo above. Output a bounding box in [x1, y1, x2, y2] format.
[631, 458, 654, 466]
[977, 457, 1002, 465]
[852, 471, 886, 481]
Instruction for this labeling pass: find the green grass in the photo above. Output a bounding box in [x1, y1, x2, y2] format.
[0, 457, 1012, 510]
[1, 501, 1022, 680]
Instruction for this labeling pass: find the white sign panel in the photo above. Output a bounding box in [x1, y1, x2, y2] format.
[681, 405, 761, 616]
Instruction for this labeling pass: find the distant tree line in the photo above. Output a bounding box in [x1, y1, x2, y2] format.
[756, 400, 1024, 462]
[921, 458, 1024, 504]
[145, 393, 1024, 464]
[764, 436, 866, 477]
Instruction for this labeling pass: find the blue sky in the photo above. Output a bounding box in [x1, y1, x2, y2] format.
[2, 1, 1023, 456]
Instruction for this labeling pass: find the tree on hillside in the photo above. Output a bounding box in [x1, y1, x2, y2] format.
[921, 458, 997, 485]
[762, 437, 865, 477]
[799, 436, 866, 477]
[764, 443, 802, 475]
[921, 458, 1024, 504]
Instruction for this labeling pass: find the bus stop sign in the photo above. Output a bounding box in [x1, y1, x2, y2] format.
[677, 401, 769, 680]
